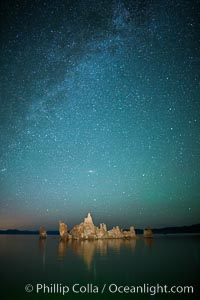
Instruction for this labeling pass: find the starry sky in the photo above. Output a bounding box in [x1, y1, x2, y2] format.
[0, 0, 199, 230]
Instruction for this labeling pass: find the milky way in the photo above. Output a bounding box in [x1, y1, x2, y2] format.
[0, 0, 199, 229]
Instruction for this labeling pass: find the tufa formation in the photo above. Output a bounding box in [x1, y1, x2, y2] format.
[39, 226, 47, 239]
[143, 227, 153, 238]
[59, 221, 69, 241]
[59, 213, 136, 240]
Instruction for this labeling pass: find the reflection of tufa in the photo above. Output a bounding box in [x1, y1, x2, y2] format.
[58, 238, 136, 268]
[39, 226, 47, 239]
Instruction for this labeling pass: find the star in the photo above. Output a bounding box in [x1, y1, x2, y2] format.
[88, 170, 95, 174]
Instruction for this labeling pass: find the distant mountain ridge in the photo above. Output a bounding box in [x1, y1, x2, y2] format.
[0, 223, 200, 235]
[135, 223, 200, 234]
[0, 229, 59, 235]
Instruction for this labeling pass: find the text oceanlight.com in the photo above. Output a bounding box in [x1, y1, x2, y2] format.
[25, 283, 194, 295]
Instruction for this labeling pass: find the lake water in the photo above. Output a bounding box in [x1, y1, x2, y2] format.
[0, 235, 199, 299]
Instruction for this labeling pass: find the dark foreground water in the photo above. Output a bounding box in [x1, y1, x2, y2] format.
[0, 235, 199, 299]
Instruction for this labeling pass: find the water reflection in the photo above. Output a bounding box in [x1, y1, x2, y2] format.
[39, 238, 46, 270]
[1, 234, 199, 300]
[107, 239, 137, 253]
[58, 240, 68, 260]
[72, 240, 97, 269]
[58, 239, 137, 269]
[144, 237, 154, 248]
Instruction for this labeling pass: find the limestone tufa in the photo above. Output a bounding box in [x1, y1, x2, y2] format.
[70, 213, 136, 240]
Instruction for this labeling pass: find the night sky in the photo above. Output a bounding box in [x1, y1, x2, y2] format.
[0, 0, 199, 230]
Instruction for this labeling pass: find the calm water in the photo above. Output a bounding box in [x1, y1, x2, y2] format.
[0, 235, 199, 299]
